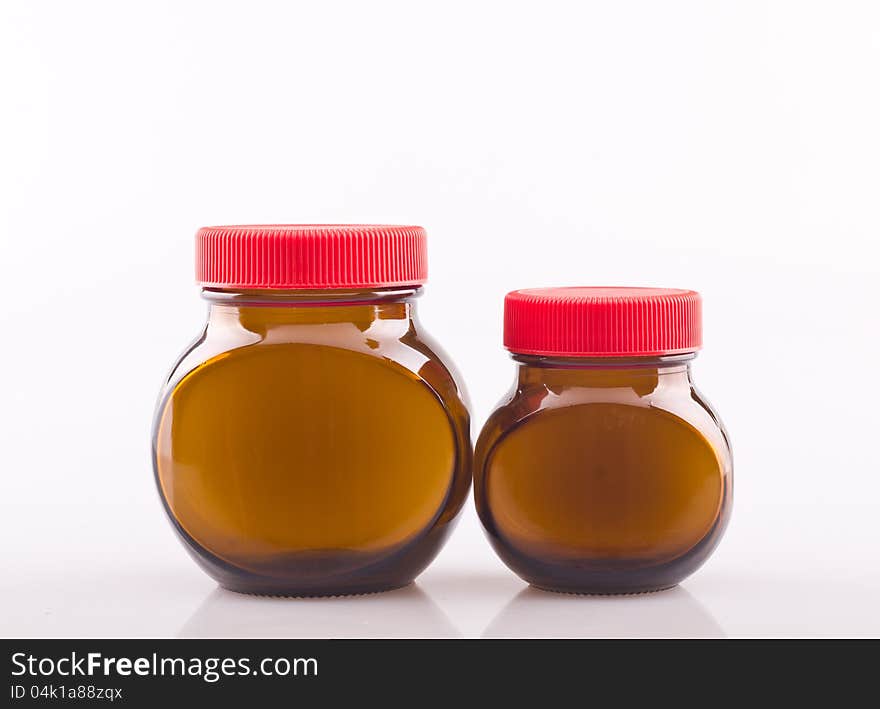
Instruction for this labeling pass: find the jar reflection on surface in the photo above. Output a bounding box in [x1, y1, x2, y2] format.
[476, 353, 732, 594]
[154, 287, 472, 596]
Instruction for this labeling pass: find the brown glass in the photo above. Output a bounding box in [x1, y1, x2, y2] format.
[152, 287, 471, 596]
[474, 353, 732, 594]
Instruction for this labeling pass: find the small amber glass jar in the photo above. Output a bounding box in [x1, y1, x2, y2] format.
[152, 225, 471, 596]
[475, 288, 732, 594]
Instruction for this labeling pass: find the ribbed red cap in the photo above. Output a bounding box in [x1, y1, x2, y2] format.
[504, 287, 702, 357]
[195, 225, 428, 289]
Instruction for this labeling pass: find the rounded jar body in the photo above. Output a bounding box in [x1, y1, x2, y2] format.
[475, 353, 731, 594]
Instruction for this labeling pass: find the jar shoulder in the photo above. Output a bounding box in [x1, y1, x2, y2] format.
[156, 317, 469, 415]
[476, 379, 731, 472]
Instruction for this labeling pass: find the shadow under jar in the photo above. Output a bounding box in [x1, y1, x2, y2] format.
[474, 288, 732, 594]
[152, 225, 471, 596]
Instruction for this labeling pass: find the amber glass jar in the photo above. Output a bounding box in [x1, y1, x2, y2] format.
[475, 288, 732, 594]
[152, 225, 471, 596]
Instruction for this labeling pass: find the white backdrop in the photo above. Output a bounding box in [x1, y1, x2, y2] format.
[2, 1, 879, 637]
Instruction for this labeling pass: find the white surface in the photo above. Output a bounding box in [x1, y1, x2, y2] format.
[1, 1, 879, 638]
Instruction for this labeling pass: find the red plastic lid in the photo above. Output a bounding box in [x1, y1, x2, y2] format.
[504, 287, 702, 357]
[195, 225, 428, 289]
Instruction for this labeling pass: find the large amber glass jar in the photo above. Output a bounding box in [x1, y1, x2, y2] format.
[152, 225, 471, 596]
[475, 288, 732, 594]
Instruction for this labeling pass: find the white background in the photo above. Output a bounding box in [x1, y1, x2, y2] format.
[2, 1, 879, 638]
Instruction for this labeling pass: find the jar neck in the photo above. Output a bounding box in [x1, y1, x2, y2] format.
[512, 352, 696, 391]
[202, 286, 421, 328]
